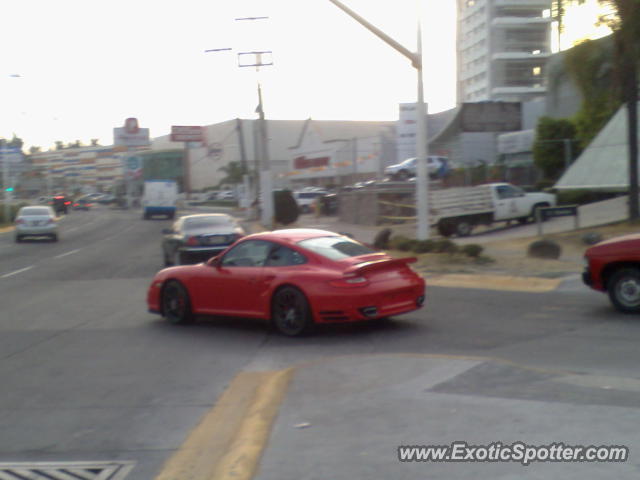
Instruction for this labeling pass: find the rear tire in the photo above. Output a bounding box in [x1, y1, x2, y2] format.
[50, 233, 58, 242]
[271, 287, 312, 336]
[15, 235, 22, 243]
[455, 220, 473, 237]
[162, 280, 194, 324]
[437, 221, 455, 238]
[607, 268, 640, 313]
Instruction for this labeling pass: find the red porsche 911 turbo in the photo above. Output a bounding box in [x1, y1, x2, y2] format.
[147, 229, 426, 336]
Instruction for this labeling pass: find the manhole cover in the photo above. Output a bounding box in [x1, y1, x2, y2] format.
[0, 461, 135, 479]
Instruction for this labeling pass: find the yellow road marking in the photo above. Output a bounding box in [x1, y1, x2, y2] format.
[155, 368, 293, 480]
[425, 273, 562, 292]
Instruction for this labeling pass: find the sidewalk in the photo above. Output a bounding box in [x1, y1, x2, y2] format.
[252, 354, 637, 479]
[164, 353, 639, 479]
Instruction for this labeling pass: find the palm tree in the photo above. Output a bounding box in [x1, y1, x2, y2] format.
[217, 161, 247, 186]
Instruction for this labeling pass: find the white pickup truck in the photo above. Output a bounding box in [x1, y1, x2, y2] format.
[432, 182, 556, 237]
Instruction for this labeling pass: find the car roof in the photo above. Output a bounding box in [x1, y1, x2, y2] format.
[246, 228, 340, 244]
[178, 213, 232, 221]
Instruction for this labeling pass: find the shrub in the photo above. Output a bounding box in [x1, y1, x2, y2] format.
[412, 239, 436, 253]
[527, 239, 561, 259]
[389, 235, 416, 252]
[373, 228, 393, 250]
[433, 238, 459, 254]
[461, 244, 484, 258]
[0, 202, 28, 224]
[273, 190, 299, 225]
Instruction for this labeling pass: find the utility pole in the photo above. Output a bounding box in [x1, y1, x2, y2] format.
[205, 16, 275, 228]
[328, 0, 430, 239]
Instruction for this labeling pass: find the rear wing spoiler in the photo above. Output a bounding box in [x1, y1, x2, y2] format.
[345, 257, 417, 276]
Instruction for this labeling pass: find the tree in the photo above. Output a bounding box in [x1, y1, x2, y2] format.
[55, 141, 64, 150]
[29, 146, 41, 154]
[564, 38, 620, 147]
[533, 117, 581, 180]
[217, 161, 247, 186]
[597, 0, 640, 219]
[91, 138, 100, 146]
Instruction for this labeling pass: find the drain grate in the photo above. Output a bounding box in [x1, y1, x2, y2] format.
[0, 461, 135, 480]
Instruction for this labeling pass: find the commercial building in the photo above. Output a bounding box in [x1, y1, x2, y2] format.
[457, 0, 552, 103]
[29, 146, 127, 193]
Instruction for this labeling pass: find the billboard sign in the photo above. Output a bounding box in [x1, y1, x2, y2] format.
[123, 154, 143, 179]
[171, 126, 203, 143]
[114, 117, 150, 147]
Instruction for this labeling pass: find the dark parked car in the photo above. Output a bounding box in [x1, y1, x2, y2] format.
[162, 213, 246, 266]
[49, 195, 70, 214]
[97, 194, 116, 205]
[72, 196, 92, 210]
[318, 193, 339, 215]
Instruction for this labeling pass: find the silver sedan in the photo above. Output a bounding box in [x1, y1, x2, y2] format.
[15, 205, 59, 242]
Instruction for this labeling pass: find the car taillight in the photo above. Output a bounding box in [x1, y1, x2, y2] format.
[65, 201, 71, 205]
[47, 218, 55, 224]
[186, 236, 199, 246]
[15, 218, 25, 224]
[328, 272, 369, 288]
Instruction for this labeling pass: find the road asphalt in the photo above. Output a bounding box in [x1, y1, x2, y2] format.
[2, 201, 637, 479]
[160, 197, 639, 480]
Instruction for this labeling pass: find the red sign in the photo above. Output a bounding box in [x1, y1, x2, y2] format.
[171, 126, 203, 142]
[293, 156, 330, 169]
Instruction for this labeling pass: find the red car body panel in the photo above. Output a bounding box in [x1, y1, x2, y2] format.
[147, 229, 426, 324]
[583, 233, 640, 292]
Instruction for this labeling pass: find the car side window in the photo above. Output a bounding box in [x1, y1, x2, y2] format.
[265, 245, 307, 267]
[221, 240, 271, 267]
[496, 186, 516, 200]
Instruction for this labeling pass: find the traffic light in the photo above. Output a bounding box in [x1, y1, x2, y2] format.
[4, 187, 13, 192]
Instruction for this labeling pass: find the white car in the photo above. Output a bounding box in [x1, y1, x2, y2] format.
[15, 205, 59, 242]
[384, 156, 448, 180]
[293, 190, 327, 213]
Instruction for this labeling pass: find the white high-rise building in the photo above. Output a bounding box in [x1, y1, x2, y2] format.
[457, 0, 552, 103]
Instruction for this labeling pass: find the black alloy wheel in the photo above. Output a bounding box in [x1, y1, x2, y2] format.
[162, 280, 194, 324]
[271, 287, 312, 336]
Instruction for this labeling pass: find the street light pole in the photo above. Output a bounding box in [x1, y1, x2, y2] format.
[415, 21, 429, 240]
[328, 0, 430, 239]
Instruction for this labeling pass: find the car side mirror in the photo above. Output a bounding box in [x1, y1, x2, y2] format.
[206, 255, 220, 267]
[162, 228, 173, 234]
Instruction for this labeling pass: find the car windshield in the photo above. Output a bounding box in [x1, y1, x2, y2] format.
[20, 207, 51, 216]
[183, 216, 232, 230]
[297, 235, 375, 260]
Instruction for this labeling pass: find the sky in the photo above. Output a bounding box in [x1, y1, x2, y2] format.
[0, 0, 457, 150]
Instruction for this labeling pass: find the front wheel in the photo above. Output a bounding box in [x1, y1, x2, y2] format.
[531, 203, 550, 222]
[271, 287, 312, 336]
[608, 268, 640, 313]
[162, 280, 194, 324]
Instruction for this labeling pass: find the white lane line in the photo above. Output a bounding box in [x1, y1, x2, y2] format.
[54, 248, 81, 259]
[1, 266, 34, 278]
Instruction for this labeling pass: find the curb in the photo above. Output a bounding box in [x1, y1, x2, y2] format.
[425, 273, 563, 293]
